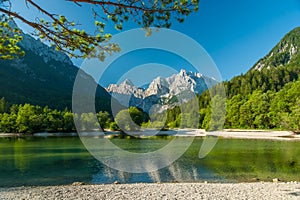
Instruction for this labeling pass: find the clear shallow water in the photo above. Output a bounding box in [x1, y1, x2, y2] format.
[0, 136, 300, 187]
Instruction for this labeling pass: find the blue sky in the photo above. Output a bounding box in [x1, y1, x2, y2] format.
[10, 0, 300, 84]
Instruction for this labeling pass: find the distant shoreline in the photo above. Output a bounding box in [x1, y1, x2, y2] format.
[1, 129, 299, 141]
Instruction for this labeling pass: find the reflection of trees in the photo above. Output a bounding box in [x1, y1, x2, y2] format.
[13, 138, 30, 173]
[201, 139, 300, 181]
[0, 138, 15, 175]
[1, 137, 97, 186]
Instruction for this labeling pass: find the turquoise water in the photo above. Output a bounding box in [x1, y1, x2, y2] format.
[0, 136, 300, 187]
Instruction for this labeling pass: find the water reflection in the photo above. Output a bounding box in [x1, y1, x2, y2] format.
[91, 160, 219, 184]
[0, 137, 300, 187]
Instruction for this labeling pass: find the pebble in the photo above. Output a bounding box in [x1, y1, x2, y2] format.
[273, 178, 280, 183]
[71, 182, 85, 186]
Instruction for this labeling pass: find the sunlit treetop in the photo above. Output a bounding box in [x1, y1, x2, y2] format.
[0, 0, 199, 60]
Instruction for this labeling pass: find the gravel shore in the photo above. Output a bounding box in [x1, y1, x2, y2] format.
[1, 182, 300, 200]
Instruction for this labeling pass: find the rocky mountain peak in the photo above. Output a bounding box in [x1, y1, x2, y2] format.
[146, 76, 170, 97]
[107, 69, 217, 98]
[179, 69, 187, 77]
[176, 69, 203, 80]
[106, 79, 145, 98]
[121, 79, 135, 86]
[106, 69, 218, 112]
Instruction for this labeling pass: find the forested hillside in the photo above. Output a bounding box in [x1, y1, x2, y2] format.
[227, 27, 300, 98]
[162, 27, 300, 132]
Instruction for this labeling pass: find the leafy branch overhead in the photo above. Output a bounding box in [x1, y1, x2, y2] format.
[0, 0, 199, 60]
[0, 19, 25, 60]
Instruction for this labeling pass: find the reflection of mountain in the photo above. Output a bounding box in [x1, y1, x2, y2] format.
[106, 69, 218, 112]
[92, 161, 215, 184]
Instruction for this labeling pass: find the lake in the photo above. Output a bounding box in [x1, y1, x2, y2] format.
[0, 136, 300, 187]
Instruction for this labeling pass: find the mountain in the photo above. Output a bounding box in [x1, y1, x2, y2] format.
[253, 27, 300, 71]
[0, 17, 112, 112]
[107, 79, 145, 99]
[106, 69, 218, 112]
[225, 27, 300, 98]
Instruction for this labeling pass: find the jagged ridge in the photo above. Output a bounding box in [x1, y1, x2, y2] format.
[106, 69, 218, 112]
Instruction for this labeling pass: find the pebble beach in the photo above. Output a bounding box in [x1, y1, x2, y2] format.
[1, 182, 300, 200]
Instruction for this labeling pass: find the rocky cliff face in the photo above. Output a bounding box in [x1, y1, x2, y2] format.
[107, 79, 145, 99]
[19, 33, 73, 66]
[106, 69, 218, 112]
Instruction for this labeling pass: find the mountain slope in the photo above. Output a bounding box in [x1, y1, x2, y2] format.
[225, 27, 300, 98]
[0, 24, 111, 111]
[253, 27, 300, 71]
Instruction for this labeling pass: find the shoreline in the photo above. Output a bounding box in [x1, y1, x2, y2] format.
[0, 129, 299, 141]
[1, 182, 300, 199]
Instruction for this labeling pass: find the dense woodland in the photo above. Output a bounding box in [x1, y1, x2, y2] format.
[0, 99, 148, 133]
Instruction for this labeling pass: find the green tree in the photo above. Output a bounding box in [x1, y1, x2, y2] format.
[238, 97, 253, 128]
[96, 111, 111, 129]
[109, 122, 120, 131]
[44, 109, 64, 132]
[202, 95, 226, 131]
[238, 90, 272, 129]
[80, 112, 98, 131]
[15, 104, 43, 133]
[128, 106, 148, 126]
[0, 97, 8, 113]
[271, 79, 300, 132]
[115, 109, 135, 131]
[115, 106, 148, 131]
[62, 110, 75, 132]
[165, 106, 181, 127]
[252, 91, 273, 129]
[0, 112, 17, 133]
[269, 82, 292, 128]
[225, 94, 245, 128]
[0, 0, 199, 60]
[288, 98, 300, 132]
